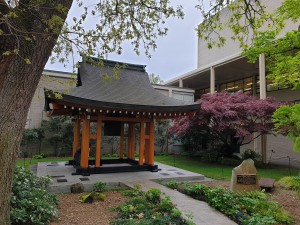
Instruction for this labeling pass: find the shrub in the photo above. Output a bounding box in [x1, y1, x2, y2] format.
[113, 187, 192, 225]
[11, 167, 58, 225]
[32, 153, 48, 159]
[166, 180, 180, 189]
[93, 181, 107, 192]
[40, 153, 48, 158]
[278, 176, 300, 195]
[241, 149, 261, 162]
[32, 154, 43, 159]
[145, 189, 161, 204]
[165, 182, 293, 225]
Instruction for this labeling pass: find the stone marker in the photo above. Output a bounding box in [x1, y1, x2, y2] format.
[230, 159, 260, 192]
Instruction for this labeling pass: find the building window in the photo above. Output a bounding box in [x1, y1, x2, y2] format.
[256, 76, 292, 94]
[197, 76, 254, 96]
[173, 92, 194, 102]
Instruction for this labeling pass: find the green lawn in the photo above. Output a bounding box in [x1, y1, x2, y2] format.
[16, 157, 72, 168]
[155, 155, 299, 181]
[16, 154, 299, 181]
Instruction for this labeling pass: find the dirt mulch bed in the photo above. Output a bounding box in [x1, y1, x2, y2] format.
[50, 191, 128, 225]
[200, 181, 300, 225]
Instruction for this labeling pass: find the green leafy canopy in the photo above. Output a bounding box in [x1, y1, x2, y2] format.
[1, 0, 184, 67]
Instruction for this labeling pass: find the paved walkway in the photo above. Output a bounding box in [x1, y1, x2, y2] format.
[124, 180, 237, 225]
[37, 162, 205, 193]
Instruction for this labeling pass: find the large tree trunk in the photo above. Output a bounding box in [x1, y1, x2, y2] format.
[0, 1, 72, 224]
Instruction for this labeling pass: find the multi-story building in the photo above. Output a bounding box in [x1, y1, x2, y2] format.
[164, 1, 300, 167]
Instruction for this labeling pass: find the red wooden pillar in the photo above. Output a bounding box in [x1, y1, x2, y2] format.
[119, 123, 124, 159]
[95, 115, 102, 168]
[127, 123, 131, 159]
[128, 123, 136, 159]
[139, 122, 145, 166]
[80, 116, 90, 169]
[148, 120, 155, 165]
[131, 123, 136, 159]
[72, 116, 80, 157]
[144, 122, 150, 164]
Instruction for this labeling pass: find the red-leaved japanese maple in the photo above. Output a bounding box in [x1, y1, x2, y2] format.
[170, 92, 283, 156]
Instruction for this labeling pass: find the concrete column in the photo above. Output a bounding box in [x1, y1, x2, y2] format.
[168, 89, 173, 97]
[210, 67, 215, 94]
[252, 75, 258, 153]
[179, 79, 183, 88]
[252, 74, 257, 96]
[259, 53, 267, 164]
[259, 53, 266, 99]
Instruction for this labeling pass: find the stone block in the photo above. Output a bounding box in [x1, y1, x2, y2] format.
[230, 159, 260, 192]
[70, 183, 84, 193]
[259, 178, 275, 192]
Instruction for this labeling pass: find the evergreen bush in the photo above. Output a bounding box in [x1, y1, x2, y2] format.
[11, 167, 58, 225]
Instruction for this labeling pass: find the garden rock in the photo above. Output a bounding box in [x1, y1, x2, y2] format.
[71, 183, 84, 193]
[80, 191, 106, 203]
[230, 159, 260, 192]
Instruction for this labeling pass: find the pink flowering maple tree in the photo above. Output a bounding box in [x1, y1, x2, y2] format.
[170, 92, 283, 156]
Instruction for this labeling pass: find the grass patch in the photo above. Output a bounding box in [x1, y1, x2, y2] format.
[16, 156, 119, 169]
[16, 157, 72, 169]
[155, 155, 299, 181]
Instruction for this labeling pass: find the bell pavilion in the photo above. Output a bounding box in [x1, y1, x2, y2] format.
[44, 57, 199, 175]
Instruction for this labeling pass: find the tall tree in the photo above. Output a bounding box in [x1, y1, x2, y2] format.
[148, 73, 164, 84]
[242, 0, 300, 155]
[170, 92, 281, 156]
[243, 0, 300, 89]
[273, 104, 300, 152]
[0, 1, 183, 223]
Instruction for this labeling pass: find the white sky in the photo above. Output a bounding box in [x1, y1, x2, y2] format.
[45, 1, 203, 82]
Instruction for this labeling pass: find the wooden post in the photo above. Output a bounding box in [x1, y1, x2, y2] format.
[131, 123, 136, 159]
[80, 116, 90, 169]
[95, 115, 102, 168]
[128, 123, 136, 159]
[139, 122, 145, 166]
[148, 120, 155, 165]
[120, 123, 124, 159]
[144, 122, 150, 164]
[127, 123, 131, 159]
[72, 117, 80, 157]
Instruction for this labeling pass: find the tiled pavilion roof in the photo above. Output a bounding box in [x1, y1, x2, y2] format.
[45, 58, 199, 116]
